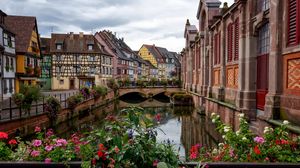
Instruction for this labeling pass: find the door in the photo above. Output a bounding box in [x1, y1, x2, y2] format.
[70, 79, 75, 90]
[256, 54, 268, 110]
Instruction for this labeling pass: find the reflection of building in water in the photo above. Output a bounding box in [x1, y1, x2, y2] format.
[181, 111, 221, 157]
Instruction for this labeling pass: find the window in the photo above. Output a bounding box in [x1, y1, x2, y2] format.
[10, 58, 14, 71]
[258, 23, 270, 55]
[56, 44, 62, 50]
[287, 0, 300, 46]
[9, 79, 13, 93]
[3, 79, 7, 94]
[257, 0, 270, 13]
[234, 18, 239, 60]
[227, 23, 233, 62]
[59, 79, 64, 85]
[5, 57, 9, 69]
[88, 44, 93, 50]
[214, 32, 221, 65]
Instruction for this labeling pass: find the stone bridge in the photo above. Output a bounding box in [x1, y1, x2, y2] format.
[118, 87, 181, 97]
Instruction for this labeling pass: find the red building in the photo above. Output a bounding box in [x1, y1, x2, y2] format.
[182, 0, 300, 134]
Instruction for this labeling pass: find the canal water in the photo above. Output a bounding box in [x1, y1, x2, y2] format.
[57, 94, 221, 160]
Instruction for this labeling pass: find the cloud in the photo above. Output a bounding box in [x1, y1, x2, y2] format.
[1, 0, 233, 52]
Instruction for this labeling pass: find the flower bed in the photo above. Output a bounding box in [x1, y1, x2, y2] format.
[0, 107, 179, 168]
[189, 113, 300, 163]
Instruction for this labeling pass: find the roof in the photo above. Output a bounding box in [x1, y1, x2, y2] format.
[40, 37, 51, 55]
[5, 15, 38, 53]
[50, 33, 102, 54]
[144, 60, 157, 69]
[143, 44, 165, 63]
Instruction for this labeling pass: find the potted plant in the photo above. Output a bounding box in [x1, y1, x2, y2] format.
[25, 64, 34, 75]
[5, 66, 10, 72]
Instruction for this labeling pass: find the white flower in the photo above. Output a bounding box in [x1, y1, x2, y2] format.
[212, 148, 218, 154]
[224, 126, 230, 133]
[283, 120, 290, 125]
[216, 115, 220, 119]
[211, 113, 216, 117]
[236, 130, 241, 135]
[212, 119, 216, 123]
[242, 137, 247, 141]
[222, 135, 226, 139]
[218, 143, 224, 147]
[239, 113, 245, 118]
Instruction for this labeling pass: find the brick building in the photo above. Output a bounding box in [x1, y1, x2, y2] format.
[182, 0, 300, 134]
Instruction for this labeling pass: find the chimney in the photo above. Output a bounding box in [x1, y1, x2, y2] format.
[79, 32, 84, 38]
[70, 32, 74, 39]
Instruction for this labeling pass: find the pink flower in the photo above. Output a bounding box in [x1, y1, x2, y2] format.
[46, 129, 54, 137]
[229, 149, 235, 157]
[114, 146, 120, 153]
[45, 145, 53, 152]
[31, 150, 40, 157]
[190, 152, 197, 160]
[45, 158, 52, 163]
[56, 138, 68, 147]
[8, 139, 17, 145]
[254, 136, 265, 144]
[32, 140, 42, 147]
[34, 126, 41, 133]
[153, 159, 159, 167]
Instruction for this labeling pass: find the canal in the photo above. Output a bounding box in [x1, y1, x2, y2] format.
[55, 93, 221, 160]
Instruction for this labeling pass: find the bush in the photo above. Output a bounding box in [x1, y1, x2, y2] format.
[189, 114, 300, 163]
[150, 77, 158, 86]
[160, 79, 168, 86]
[92, 86, 108, 99]
[107, 78, 119, 91]
[80, 87, 91, 99]
[12, 85, 42, 115]
[44, 96, 61, 121]
[67, 94, 84, 109]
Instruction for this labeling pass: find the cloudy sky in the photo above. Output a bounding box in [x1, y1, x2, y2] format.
[1, 0, 233, 52]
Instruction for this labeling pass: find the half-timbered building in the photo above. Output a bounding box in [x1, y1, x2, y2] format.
[50, 32, 108, 90]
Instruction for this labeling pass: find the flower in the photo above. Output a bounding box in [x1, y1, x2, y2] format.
[32, 140, 42, 147]
[283, 120, 290, 125]
[224, 126, 230, 133]
[253, 145, 261, 155]
[114, 146, 120, 153]
[46, 129, 54, 137]
[55, 138, 68, 147]
[45, 145, 53, 152]
[154, 113, 161, 122]
[254, 136, 265, 144]
[31, 150, 40, 157]
[218, 143, 224, 147]
[189, 152, 197, 160]
[34, 126, 41, 133]
[211, 113, 216, 117]
[236, 130, 241, 135]
[242, 137, 247, 141]
[212, 119, 216, 123]
[0, 132, 8, 139]
[239, 113, 245, 118]
[153, 159, 159, 167]
[8, 139, 17, 145]
[45, 158, 51, 163]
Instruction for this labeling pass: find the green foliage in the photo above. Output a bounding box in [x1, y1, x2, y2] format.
[92, 85, 108, 99]
[12, 85, 42, 114]
[44, 96, 61, 121]
[190, 114, 300, 163]
[86, 106, 179, 167]
[107, 78, 119, 91]
[66, 94, 84, 109]
[160, 79, 168, 86]
[123, 77, 130, 86]
[150, 77, 158, 86]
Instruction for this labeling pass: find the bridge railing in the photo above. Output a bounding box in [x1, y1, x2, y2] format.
[119, 81, 181, 88]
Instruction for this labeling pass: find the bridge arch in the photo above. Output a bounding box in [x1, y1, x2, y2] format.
[118, 87, 181, 98]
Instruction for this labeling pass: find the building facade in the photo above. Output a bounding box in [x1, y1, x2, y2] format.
[40, 37, 52, 90]
[5, 15, 42, 93]
[182, 0, 300, 134]
[50, 32, 110, 90]
[0, 10, 16, 100]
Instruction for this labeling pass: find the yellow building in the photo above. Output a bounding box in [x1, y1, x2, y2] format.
[5, 16, 42, 92]
[138, 45, 159, 68]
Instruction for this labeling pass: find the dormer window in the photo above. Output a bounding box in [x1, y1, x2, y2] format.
[56, 44, 62, 50]
[88, 44, 93, 50]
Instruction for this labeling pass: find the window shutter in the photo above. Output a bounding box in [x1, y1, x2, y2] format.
[227, 23, 233, 62]
[287, 0, 299, 46]
[234, 18, 239, 60]
[218, 33, 221, 64]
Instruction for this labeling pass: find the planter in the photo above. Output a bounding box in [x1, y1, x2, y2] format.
[0, 161, 82, 168]
[179, 162, 300, 168]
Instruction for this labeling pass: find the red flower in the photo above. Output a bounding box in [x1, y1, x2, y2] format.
[0, 132, 8, 139]
[92, 158, 97, 165]
[8, 139, 17, 145]
[155, 114, 161, 122]
[253, 145, 261, 155]
[281, 139, 289, 145]
[153, 159, 159, 167]
[98, 151, 104, 158]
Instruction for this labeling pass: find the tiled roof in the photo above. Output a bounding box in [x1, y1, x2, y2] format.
[50, 33, 102, 54]
[5, 15, 37, 53]
[144, 44, 165, 63]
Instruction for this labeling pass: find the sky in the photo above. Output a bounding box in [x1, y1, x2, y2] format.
[0, 0, 233, 52]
